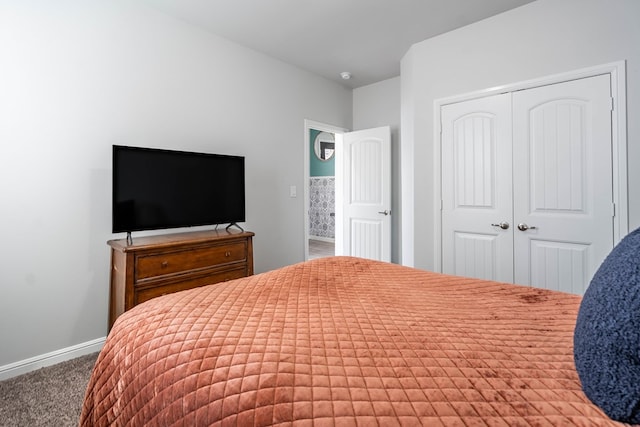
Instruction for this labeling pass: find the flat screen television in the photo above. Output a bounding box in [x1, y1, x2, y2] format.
[112, 145, 245, 235]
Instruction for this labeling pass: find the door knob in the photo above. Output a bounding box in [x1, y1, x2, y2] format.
[378, 210, 390, 216]
[517, 223, 537, 231]
[491, 222, 510, 230]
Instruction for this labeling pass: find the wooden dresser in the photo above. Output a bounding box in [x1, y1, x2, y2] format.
[108, 229, 254, 330]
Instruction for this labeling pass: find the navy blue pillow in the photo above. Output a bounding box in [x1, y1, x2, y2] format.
[574, 227, 640, 423]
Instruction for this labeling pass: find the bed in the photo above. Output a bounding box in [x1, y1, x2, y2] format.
[80, 256, 631, 426]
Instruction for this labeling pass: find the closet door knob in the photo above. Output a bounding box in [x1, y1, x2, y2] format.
[517, 223, 537, 231]
[491, 222, 510, 230]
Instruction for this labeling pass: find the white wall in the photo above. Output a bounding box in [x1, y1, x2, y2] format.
[401, 0, 640, 270]
[353, 77, 401, 263]
[0, 0, 352, 367]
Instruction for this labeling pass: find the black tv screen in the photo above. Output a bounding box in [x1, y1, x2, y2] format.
[112, 145, 245, 233]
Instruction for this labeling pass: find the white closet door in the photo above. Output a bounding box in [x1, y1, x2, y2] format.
[441, 93, 514, 282]
[512, 74, 614, 294]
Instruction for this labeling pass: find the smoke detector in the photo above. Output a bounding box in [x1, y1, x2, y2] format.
[340, 71, 352, 80]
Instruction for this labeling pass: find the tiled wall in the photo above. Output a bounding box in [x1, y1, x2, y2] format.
[309, 177, 335, 239]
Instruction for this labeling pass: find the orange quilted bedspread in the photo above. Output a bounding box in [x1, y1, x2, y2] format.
[81, 257, 627, 426]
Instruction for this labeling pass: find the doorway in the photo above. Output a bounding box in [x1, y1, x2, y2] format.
[304, 121, 393, 262]
[308, 129, 336, 259]
[304, 120, 347, 261]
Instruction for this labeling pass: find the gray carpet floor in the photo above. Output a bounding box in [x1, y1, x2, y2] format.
[0, 352, 98, 427]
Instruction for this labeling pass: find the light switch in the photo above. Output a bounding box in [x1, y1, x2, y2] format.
[290, 185, 297, 198]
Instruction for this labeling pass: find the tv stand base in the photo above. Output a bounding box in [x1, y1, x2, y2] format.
[225, 222, 244, 232]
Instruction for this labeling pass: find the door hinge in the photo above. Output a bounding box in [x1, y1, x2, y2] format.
[612, 202, 616, 217]
[610, 97, 615, 112]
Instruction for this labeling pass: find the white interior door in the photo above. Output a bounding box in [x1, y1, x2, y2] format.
[512, 74, 614, 293]
[441, 75, 614, 294]
[336, 126, 391, 262]
[441, 94, 514, 282]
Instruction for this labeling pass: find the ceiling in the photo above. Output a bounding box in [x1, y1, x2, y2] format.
[144, 0, 536, 88]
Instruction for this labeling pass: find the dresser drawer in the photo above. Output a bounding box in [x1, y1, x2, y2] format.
[135, 267, 248, 305]
[135, 242, 247, 281]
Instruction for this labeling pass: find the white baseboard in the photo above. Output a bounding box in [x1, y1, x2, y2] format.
[0, 337, 106, 381]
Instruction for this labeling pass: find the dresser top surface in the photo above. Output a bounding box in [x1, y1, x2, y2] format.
[108, 229, 254, 252]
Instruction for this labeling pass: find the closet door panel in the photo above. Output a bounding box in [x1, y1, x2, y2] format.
[529, 240, 589, 294]
[441, 94, 513, 282]
[512, 74, 614, 293]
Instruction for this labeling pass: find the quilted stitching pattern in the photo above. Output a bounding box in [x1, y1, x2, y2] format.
[81, 257, 629, 426]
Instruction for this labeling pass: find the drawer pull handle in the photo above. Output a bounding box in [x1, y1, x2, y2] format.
[225, 251, 231, 257]
[161, 261, 168, 268]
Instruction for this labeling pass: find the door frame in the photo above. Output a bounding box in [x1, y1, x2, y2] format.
[433, 61, 628, 273]
[303, 119, 348, 261]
